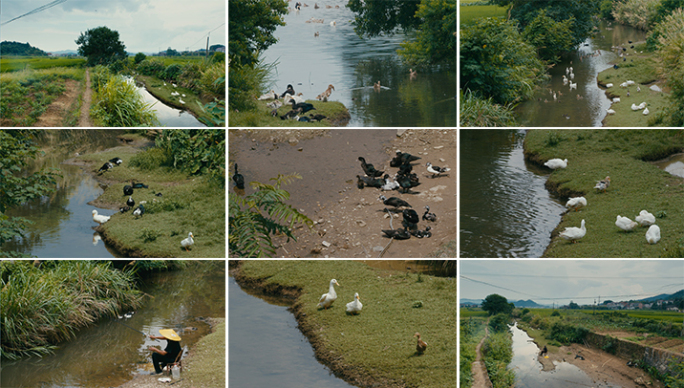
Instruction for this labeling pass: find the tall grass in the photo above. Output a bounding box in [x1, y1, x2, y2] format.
[0, 261, 143, 360]
[91, 75, 159, 127]
[482, 330, 516, 388]
[460, 89, 517, 127]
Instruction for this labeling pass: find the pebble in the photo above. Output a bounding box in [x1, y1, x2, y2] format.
[322, 241, 331, 247]
[433, 146, 444, 149]
[356, 220, 366, 227]
[298, 147, 303, 152]
[397, 129, 407, 137]
[439, 158, 445, 162]
[372, 246, 384, 252]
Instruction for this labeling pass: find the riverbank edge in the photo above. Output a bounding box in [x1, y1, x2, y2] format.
[134, 74, 214, 124]
[522, 129, 684, 258]
[229, 260, 457, 388]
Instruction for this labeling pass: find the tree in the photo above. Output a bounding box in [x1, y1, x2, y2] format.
[568, 301, 580, 309]
[165, 47, 179, 57]
[228, 0, 287, 67]
[523, 9, 576, 63]
[347, 0, 421, 37]
[76, 26, 126, 66]
[134, 52, 146, 64]
[482, 294, 514, 316]
[489, 312, 511, 332]
[398, 0, 456, 67]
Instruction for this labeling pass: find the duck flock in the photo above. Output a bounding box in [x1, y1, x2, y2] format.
[259, 83, 328, 122]
[92, 157, 194, 252]
[543, 158, 661, 246]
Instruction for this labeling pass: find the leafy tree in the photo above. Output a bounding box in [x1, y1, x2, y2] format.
[489, 312, 511, 332]
[154, 129, 225, 186]
[75, 26, 127, 66]
[228, 0, 287, 67]
[134, 52, 147, 64]
[460, 17, 545, 104]
[347, 0, 421, 37]
[551, 310, 561, 316]
[0, 130, 60, 258]
[523, 9, 576, 63]
[398, 0, 456, 67]
[229, 173, 313, 258]
[0, 41, 47, 56]
[165, 47, 180, 57]
[482, 294, 514, 316]
[568, 301, 580, 309]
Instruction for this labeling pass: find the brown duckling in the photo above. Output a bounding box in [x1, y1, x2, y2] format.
[414, 332, 427, 354]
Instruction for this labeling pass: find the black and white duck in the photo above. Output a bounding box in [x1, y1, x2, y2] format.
[381, 227, 411, 240]
[133, 204, 145, 218]
[402, 209, 419, 230]
[280, 109, 300, 120]
[410, 226, 432, 238]
[291, 101, 316, 113]
[131, 181, 149, 189]
[390, 151, 421, 167]
[233, 164, 245, 189]
[381, 174, 400, 191]
[119, 206, 130, 213]
[98, 162, 113, 174]
[379, 195, 411, 209]
[426, 162, 451, 177]
[126, 196, 135, 207]
[109, 157, 123, 165]
[123, 185, 133, 196]
[297, 116, 311, 122]
[358, 157, 384, 177]
[422, 205, 436, 222]
[280, 84, 295, 99]
[356, 175, 383, 188]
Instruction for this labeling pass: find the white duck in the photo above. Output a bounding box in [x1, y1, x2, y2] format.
[615, 215, 638, 231]
[565, 197, 587, 212]
[635, 210, 656, 226]
[181, 232, 194, 251]
[318, 279, 340, 309]
[631, 103, 641, 111]
[544, 158, 568, 169]
[92, 210, 110, 225]
[346, 293, 362, 314]
[559, 219, 586, 242]
[258, 90, 277, 100]
[646, 225, 661, 244]
[606, 108, 616, 115]
[643, 107, 649, 115]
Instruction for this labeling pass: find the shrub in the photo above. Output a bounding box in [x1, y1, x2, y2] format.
[549, 322, 589, 345]
[92, 75, 159, 127]
[459, 89, 517, 127]
[137, 59, 165, 77]
[91, 65, 112, 89]
[163, 64, 182, 82]
[134, 52, 147, 64]
[210, 51, 225, 63]
[129, 148, 170, 170]
[200, 61, 226, 97]
[523, 10, 576, 63]
[612, 0, 660, 30]
[178, 62, 203, 89]
[489, 313, 511, 333]
[654, 8, 684, 126]
[551, 310, 561, 317]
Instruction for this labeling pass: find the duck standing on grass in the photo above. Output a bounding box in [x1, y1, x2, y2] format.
[92, 210, 110, 225]
[594, 176, 611, 193]
[318, 279, 340, 310]
[414, 332, 427, 354]
[559, 219, 586, 243]
[346, 293, 362, 314]
[181, 232, 194, 251]
[133, 204, 145, 218]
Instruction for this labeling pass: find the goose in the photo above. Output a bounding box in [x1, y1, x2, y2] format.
[280, 84, 295, 99]
[133, 204, 145, 218]
[631, 103, 641, 111]
[606, 83, 613, 88]
[317, 279, 340, 309]
[92, 210, 110, 225]
[380, 175, 400, 191]
[402, 209, 419, 230]
[414, 333, 428, 354]
[569, 81, 577, 90]
[422, 205, 436, 221]
[181, 232, 194, 251]
[565, 197, 587, 212]
[123, 185, 133, 196]
[543, 158, 568, 169]
[126, 196, 135, 207]
[559, 219, 586, 242]
[358, 157, 384, 177]
[258, 90, 277, 100]
[390, 151, 421, 167]
[635, 210, 655, 226]
[346, 293, 362, 314]
[379, 195, 411, 208]
[410, 226, 432, 238]
[594, 176, 611, 192]
[606, 108, 616, 115]
[426, 162, 450, 177]
[382, 228, 411, 239]
[646, 225, 661, 244]
[643, 107, 649, 115]
[613, 97, 620, 103]
[616, 215, 638, 231]
[98, 162, 113, 173]
[109, 157, 123, 165]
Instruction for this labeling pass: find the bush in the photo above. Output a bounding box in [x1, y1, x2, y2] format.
[109, 58, 129, 74]
[551, 310, 561, 317]
[612, 0, 660, 30]
[137, 59, 165, 77]
[600, 0, 615, 20]
[134, 52, 147, 64]
[549, 322, 589, 345]
[210, 51, 225, 63]
[460, 89, 517, 126]
[522, 10, 576, 63]
[200, 61, 226, 97]
[91, 65, 111, 89]
[163, 64, 183, 81]
[129, 148, 170, 170]
[489, 313, 511, 333]
[178, 62, 203, 89]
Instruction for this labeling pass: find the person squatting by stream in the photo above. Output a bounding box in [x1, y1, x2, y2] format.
[148, 329, 182, 374]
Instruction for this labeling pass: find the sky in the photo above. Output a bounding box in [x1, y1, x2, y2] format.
[0, 0, 226, 53]
[460, 260, 684, 306]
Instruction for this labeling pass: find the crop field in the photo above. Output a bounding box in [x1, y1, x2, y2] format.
[460, 308, 489, 318]
[139, 55, 207, 67]
[460, 0, 508, 25]
[0, 56, 85, 73]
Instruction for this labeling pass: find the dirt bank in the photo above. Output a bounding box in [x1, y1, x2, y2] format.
[34, 79, 80, 127]
[471, 326, 493, 388]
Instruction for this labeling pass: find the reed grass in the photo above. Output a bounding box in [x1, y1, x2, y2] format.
[0, 260, 143, 360]
[91, 75, 159, 127]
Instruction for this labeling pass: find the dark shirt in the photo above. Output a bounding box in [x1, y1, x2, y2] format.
[164, 340, 182, 361]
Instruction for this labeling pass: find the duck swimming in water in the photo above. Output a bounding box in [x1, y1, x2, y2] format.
[374, 81, 381, 91]
[233, 164, 245, 189]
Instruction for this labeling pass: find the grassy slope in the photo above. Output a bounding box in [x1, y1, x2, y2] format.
[78, 147, 225, 258]
[236, 260, 456, 388]
[524, 129, 684, 258]
[229, 98, 350, 127]
[135, 74, 213, 124]
[177, 319, 225, 388]
[598, 44, 670, 126]
[460, 0, 508, 25]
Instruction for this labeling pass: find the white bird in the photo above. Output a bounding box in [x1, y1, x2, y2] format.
[258, 90, 277, 100]
[631, 103, 641, 111]
[544, 158, 568, 169]
[565, 197, 587, 212]
[606, 83, 613, 88]
[330, 20, 336, 26]
[181, 232, 194, 251]
[637, 86, 641, 92]
[559, 219, 586, 242]
[318, 279, 340, 309]
[171, 91, 180, 96]
[124, 313, 132, 319]
[346, 293, 362, 314]
[635, 210, 656, 226]
[569, 72, 574, 80]
[620, 82, 628, 88]
[646, 225, 661, 244]
[643, 107, 649, 115]
[92, 210, 110, 225]
[616, 215, 638, 231]
[93, 234, 101, 246]
[626, 80, 635, 86]
[638, 102, 647, 109]
[594, 176, 611, 192]
[179, 99, 185, 104]
[606, 108, 616, 115]
[181, 94, 185, 97]
[569, 81, 577, 90]
[381, 175, 400, 191]
[613, 97, 620, 103]
[172, 83, 177, 88]
[426, 162, 450, 177]
[566, 67, 570, 75]
[267, 100, 283, 110]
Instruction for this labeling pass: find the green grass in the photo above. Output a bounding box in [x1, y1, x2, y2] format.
[460, 0, 508, 26]
[459, 318, 486, 388]
[77, 147, 225, 258]
[148, 56, 207, 67]
[461, 308, 489, 318]
[524, 129, 684, 258]
[176, 319, 225, 388]
[228, 98, 350, 127]
[136, 74, 213, 123]
[236, 260, 456, 388]
[0, 56, 86, 73]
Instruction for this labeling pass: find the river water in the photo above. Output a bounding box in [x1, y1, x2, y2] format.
[125, 77, 205, 127]
[229, 275, 356, 388]
[1, 130, 125, 258]
[508, 323, 620, 388]
[515, 21, 647, 127]
[460, 129, 565, 258]
[261, 3, 456, 127]
[653, 153, 684, 178]
[0, 264, 226, 388]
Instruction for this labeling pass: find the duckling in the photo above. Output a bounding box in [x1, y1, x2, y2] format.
[414, 332, 428, 354]
[410, 226, 432, 238]
[409, 68, 417, 79]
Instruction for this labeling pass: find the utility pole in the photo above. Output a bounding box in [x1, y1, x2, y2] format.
[205, 34, 210, 59]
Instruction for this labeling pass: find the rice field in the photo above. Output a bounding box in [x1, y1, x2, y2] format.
[0, 56, 85, 73]
[460, 0, 509, 25]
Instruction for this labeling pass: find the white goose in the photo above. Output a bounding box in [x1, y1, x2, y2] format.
[181, 232, 194, 251]
[646, 225, 661, 244]
[565, 197, 587, 212]
[318, 279, 340, 309]
[92, 210, 110, 225]
[615, 215, 638, 231]
[635, 210, 655, 226]
[544, 158, 568, 169]
[346, 293, 362, 314]
[559, 219, 586, 242]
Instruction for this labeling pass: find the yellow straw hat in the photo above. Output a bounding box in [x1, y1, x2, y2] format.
[159, 329, 181, 341]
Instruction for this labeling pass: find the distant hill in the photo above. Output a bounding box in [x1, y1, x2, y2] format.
[460, 298, 483, 305]
[1, 41, 47, 56]
[638, 289, 684, 302]
[511, 299, 547, 308]
[51, 49, 79, 56]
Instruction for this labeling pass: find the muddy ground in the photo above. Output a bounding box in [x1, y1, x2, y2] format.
[229, 129, 457, 258]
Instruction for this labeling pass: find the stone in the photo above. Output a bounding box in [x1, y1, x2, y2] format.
[356, 220, 366, 227]
[372, 246, 384, 252]
[433, 146, 444, 149]
[397, 129, 407, 137]
[322, 241, 331, 247]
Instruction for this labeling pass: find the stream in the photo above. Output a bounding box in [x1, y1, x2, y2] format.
[515, 21, 647, 127]
[126, 77, 205, 127]
[653, 153, 684, 178]
[460, 129, 565, 258]
[0, 264, 226, 388]
[508, 323, 620, 388]
[1, 130, 125, 258]
[262, 2, 456, 127]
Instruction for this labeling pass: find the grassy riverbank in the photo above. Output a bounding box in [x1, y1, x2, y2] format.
[228, 98, 350, 127]
[524, 129, 684, 258]
[76, 141, 225, 258]
[232, 260, 456, 388]
[175, 318, 225, 388]
[135, 74, 213, 124]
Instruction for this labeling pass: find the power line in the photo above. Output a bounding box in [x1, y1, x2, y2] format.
[1, 0, 67, 26]
[465, 272, 684, 280]
[186, 22, 225, 49]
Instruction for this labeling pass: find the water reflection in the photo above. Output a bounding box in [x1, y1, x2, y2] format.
[460, 130, 565, 258]
[262, 4, 456, 127]
[652, 153, 684, 178]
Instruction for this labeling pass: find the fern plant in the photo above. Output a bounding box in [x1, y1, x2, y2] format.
[229, 173, 313, 258]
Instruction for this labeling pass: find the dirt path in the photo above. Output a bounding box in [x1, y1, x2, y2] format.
[471, 326, 493, 388]
[79, 68, 93, 127]
[34, 79, 79, 127]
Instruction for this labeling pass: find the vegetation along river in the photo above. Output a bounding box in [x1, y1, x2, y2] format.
[460, 129, 565, 258]
[515, 21, 647, 127]
[126, 77, 205, 127]
[0, 264, 225, 388]
[262, 3, 456, 127]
